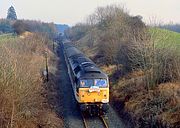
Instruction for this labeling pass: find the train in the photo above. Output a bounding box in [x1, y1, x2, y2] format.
[62, 40, 109, 115]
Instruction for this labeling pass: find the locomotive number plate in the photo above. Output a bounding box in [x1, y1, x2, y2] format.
[89, 86, 100, 92]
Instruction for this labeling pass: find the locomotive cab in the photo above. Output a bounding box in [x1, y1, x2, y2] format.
[76, 68, 109, 115]
[77, 78, 109, 102]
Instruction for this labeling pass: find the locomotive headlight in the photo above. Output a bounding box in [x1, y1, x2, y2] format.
[103, 91, 107, 97]
[102, 99, 109, 103]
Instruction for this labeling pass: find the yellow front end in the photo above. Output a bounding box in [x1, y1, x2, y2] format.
[78, 88, 109, 103]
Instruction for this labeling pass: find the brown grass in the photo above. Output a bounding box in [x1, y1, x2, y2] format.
[0, 33, 63, 128]
[110, 69, 180, 127]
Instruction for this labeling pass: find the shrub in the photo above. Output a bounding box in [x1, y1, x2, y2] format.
[0, 34, 62, 127]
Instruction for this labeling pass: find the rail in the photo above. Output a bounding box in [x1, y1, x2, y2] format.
[81, 112, 109, 128]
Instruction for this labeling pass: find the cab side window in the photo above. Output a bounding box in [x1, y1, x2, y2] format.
[74, 66, 81, 74]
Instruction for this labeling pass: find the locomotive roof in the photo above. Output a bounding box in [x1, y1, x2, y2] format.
[77, 57, 92, 64]
[77, 65, 108, 79]
[69, 56, 95, 70]
[69, 54, 85, 60]
[66, 47, 83, 58]
[77, 70, 107, 79]
[63, 42, 108, 79]
[84, 66, 101, 73]
[63, 41, 73, 49]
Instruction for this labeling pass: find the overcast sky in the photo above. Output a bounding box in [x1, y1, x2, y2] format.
[0, 0, 180, 25]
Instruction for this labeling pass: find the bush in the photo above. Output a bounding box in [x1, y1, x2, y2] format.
[13, 20, 28, 35]
[0, 34, 62, 127]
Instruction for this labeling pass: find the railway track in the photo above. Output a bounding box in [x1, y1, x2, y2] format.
[100, 116, 109, 128]
[59, 42, 125, 128]
[81, 112, 109, 128]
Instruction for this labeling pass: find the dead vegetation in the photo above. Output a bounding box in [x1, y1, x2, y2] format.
[65, 4, 180, 128]
[0, 33, 63, 128]
[111, 74, 180, 127]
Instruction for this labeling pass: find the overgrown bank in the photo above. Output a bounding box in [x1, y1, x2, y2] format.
[0, 33, 63, 127]
[65, 5, 180, 127]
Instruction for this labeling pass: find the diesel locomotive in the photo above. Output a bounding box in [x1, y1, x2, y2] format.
[63, 41, 109, 115]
